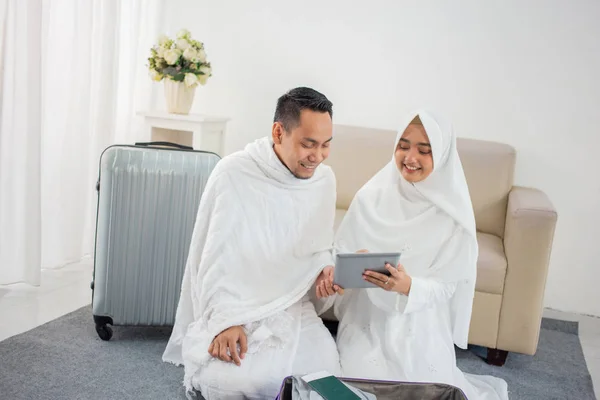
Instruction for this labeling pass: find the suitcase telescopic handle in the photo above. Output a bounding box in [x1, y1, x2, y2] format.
[134, 141, 193, 150]
[96, 141, 194, 191]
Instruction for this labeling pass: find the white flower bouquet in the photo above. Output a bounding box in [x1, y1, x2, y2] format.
[147, 29, 212, 88]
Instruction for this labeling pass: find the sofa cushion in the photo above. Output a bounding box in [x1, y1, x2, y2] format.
[333, 209, 506, 295]
[325, 124, 516, 238]
[325, 125, 394, 210]
[475, 232, 507, 295]
[456, 138, 516, 238]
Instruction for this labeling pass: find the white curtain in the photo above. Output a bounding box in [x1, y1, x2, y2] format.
[0, 0, 42, 285]
[0, 0, 165, 284]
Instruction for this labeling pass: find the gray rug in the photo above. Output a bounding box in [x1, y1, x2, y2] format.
[457, 318, 596, 399]
[0, 306, 596, 400]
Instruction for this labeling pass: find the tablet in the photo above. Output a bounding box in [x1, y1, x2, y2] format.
[333, 252, 401, 289]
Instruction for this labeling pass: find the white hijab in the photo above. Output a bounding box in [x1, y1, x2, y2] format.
[334, 110, 477, 349]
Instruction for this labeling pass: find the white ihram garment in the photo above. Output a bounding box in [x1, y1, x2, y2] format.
[163, 137, 341, 399]
[327, 110, 509, 400]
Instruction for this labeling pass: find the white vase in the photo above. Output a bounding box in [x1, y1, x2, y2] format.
[164, 79, 196, 114]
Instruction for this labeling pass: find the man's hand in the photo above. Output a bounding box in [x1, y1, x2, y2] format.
[208, 325, 248, 366]
[316, 265, 343, 298]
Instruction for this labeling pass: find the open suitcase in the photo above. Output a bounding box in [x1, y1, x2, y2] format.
[91, 141, 220, 340]
[276, 376, 468, 400]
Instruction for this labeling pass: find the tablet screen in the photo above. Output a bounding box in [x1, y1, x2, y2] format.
[333, 252, 401, 289]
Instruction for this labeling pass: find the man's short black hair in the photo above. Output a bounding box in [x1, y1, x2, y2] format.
[273, 87, 333, 132]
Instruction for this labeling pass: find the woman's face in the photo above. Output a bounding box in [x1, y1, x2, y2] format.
[394, 123, 434, 183]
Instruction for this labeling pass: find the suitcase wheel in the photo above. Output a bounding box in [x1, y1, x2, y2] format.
[95, 323, 113, 341]
[93, 315, 114, 341]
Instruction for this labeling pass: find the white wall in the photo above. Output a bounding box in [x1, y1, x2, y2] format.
[162, 0, 600, 316]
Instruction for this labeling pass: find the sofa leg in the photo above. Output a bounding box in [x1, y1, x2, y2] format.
[486, 348, 508, 366]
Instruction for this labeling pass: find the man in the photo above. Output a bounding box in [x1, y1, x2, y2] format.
[163, 87, 341, 400]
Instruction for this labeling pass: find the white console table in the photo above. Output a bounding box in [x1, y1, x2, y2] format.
[137, 111, 230, 157]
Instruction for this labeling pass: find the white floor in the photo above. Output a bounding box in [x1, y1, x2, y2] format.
[1, 261, 599, 399]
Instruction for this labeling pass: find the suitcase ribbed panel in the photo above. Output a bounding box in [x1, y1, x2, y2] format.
[92, 146, 219, 326]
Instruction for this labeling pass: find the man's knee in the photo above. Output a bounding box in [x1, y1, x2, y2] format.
[195, 359, 283, 399]
[292, 326, 341, 376]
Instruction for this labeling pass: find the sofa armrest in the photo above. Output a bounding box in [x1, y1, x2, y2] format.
[497, 186, 557, 355]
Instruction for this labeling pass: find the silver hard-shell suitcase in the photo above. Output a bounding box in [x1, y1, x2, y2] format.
[91, 141, 220, 341]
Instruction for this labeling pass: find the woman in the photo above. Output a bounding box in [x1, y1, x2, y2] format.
[325, 110, 509, 399]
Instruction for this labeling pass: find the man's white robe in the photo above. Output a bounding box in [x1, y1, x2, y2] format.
[162, 137, 341, 399]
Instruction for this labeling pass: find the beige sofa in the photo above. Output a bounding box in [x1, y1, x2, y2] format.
[323, 124, 557, 366]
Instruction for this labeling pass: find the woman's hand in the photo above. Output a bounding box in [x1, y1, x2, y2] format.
[362, 263, 412, 295]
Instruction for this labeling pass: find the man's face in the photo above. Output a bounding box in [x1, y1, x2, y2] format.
[272, 109, 333, 179]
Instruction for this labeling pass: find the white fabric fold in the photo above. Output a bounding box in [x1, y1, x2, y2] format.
[162, 136, 336, 393]
[400, 277, 457, 314]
